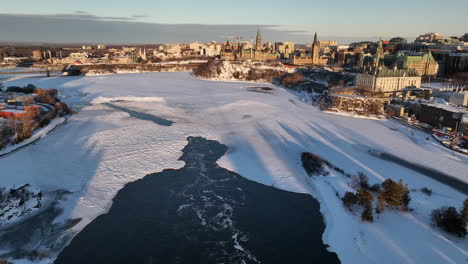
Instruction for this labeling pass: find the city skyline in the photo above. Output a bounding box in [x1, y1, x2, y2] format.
[1, 0, 467, 44]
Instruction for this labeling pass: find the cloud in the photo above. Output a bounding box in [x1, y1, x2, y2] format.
[132, 14, 150, 19]
[0, 13, 370, 44]
[1, 12, 136, 22]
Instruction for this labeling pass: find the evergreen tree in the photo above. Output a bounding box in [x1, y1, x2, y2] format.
[379, 179, 410, 211]
[431, 207, 467, 238]
[358, 172, 370, 190]
[361, 203, 374, 222]
[342, 192, 360, 211]
[358, 189, 374, 205]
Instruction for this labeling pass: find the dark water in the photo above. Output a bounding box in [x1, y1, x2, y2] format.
[0, 190, 81, 261]
[103, 102, 174, 126]
[56, 137, 339, 264]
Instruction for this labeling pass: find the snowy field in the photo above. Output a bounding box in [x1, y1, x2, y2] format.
[1, 72, 467, 263]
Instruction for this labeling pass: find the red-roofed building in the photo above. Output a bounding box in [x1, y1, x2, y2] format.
[0, 109, 26, 119]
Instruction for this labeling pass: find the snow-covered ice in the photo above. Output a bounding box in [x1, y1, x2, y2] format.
[1, 72, 467, 263]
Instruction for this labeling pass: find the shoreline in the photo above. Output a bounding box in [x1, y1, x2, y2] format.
[0, 116, 68, 157]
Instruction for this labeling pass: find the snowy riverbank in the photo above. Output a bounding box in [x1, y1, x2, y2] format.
[0, 117, 67, 157]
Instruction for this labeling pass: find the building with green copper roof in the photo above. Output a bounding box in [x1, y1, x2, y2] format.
[384, 51, 438, 76]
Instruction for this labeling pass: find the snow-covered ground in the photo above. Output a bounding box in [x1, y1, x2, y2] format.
[1, 72, 467, 263]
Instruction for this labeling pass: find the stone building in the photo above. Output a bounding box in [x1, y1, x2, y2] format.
[255, 29, 262, 51]
[220, 41, 235, 60]
[275, 42, 295, 58]
[291, 33, 327, 65]
[236, 46, 280, 61]
[311, 32, 320, 64]
[355, 67, 421, 92]
[221, 29, 279, 61]
[386, 51, 439, 76]
[359, 39, 385, 69]
[319, 40, 338, 49]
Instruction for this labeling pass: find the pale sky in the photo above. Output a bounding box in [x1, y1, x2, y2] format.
[1, 0, 467, 44]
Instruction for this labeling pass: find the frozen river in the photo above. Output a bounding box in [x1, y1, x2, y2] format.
[0, 72, 467, 264]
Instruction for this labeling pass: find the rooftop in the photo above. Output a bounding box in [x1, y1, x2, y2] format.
[423, 102, 468, 114]
[364, 66, 420, 78]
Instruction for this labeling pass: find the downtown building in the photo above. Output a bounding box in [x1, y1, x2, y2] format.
[385, 51, 439, 76]
[220, 29, 280, 61]
[291, 33, 328, 66]
[355, 67, 421, 92]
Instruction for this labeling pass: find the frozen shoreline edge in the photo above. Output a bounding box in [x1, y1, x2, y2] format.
[0, 117, 68, 157]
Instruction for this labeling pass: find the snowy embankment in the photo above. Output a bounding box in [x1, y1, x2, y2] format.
[77, 60, 207, 76]
[1, 72, 467, 264]
[84, 67, 194, 76]
[0, 117, 67, 157]
[195, 60, 293, 81]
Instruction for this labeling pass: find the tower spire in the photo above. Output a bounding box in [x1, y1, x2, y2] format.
[311, 32, 319, 64]
[255, 26, 262, 51]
